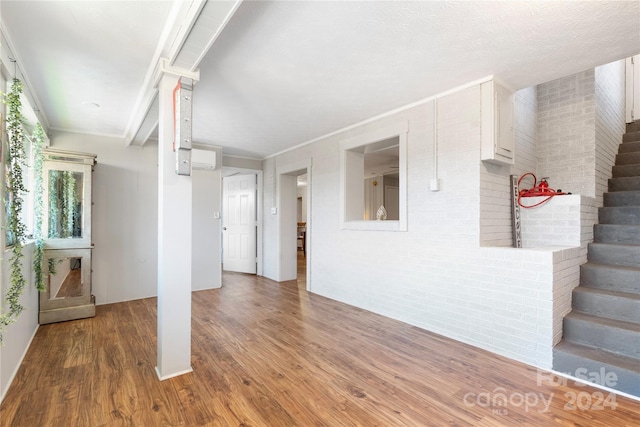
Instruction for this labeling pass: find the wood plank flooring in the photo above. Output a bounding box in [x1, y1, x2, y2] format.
[55, 268, 82, 298]
[1, 254, 639, 426]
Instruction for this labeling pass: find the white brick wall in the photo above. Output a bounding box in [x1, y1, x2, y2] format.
[552, 247, 586, 347]
[513, 87, 539, 177]
[264, 83, 585, 369]
[479, 87, 537, 247]
[520, 195, 590, 248]
[0, 242, 39, 400]
[263, 65, 623, 370]
[518, 195, 594, 349]
[537, 70, 597, 199]
[595, 60, 625, 207]
[537, 63, 625, 207]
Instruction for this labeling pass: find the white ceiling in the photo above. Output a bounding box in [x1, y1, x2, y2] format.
[1, 0, 173, 136]
[2, 1, 639, 159]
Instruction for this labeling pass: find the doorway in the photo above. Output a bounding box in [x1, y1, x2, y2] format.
[221, 169, 263, 276]
[277, 163, 311, 290]
[296, 174, 308, 287]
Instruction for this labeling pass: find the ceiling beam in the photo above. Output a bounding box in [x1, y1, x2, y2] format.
[126, 0, 243, 146]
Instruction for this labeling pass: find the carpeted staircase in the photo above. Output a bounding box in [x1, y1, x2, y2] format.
[553, 120, 640, 397]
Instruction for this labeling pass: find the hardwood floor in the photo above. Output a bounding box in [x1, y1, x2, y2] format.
[1, 253, 639, 426]
[55, 268, 83, 298]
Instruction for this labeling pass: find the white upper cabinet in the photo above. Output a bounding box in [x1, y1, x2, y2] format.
[481, 79, 515, 165]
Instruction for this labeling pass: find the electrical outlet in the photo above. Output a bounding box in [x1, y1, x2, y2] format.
[270, 207, 277, 215]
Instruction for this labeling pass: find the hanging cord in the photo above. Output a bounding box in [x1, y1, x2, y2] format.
[517, 172, 566, 209]
[433, 98, 438, 181]
[8, 57, 45, 128]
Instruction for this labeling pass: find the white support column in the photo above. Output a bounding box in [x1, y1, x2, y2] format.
[156, 72, 193, 380]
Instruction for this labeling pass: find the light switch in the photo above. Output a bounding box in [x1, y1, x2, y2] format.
[270, 207, 277, 215]
[213, 211, 220, 219]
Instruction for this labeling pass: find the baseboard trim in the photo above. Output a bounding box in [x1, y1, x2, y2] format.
[155, 366, 193, 381]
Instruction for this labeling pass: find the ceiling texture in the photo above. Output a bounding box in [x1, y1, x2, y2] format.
[2, 1, 639, 159]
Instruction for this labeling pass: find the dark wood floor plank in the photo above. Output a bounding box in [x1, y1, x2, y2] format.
[2, 254, 639, 426]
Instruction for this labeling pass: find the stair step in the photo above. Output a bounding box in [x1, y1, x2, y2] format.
[619, 141, 640, 153]
[604, 190, 640, 206]
[612, 163, 640, 178]
[594, 224, 640, 245]
[573, 287, 640, 324]
[627, 120, 640, 133]
[598, 206, 640, 225]
[622, 130, 640, 143]
[563, 312, 640, 359]
[553, 341, 640, 397]
[616, 151, 640, 165]
[608, 176, 640, 192]
[587, 243, 640, 267]
[581, 263, 640, 294]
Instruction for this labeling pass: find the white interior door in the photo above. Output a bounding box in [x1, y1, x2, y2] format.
[223, 174, 257, 274]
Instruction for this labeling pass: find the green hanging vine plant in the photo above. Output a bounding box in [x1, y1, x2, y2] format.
[62, 171, 77, 238]
[32, 123, 46, 292]
[0, 78, 28, 339]
[47, 169, 78, 239]
[48, 169, 59, 238]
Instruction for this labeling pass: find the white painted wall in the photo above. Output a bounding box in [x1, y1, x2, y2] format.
[536, 64, 625, 208]
[296, 182, 307, 223]
[278, 174, 298, 281]
[222, 155, 262, 170]
[192, 168, 222, 291]
[538, 70, 597, 200]
[520, 195, 596, 249]
[51, 132, 226, 299]
[0, 243, 40, 402]
[480, 86, 538, 247]
[595, 60, 626, 206]
[262, 158, 278, 280]
[518, 195, 597, 346]
[512, 87, 539, 177]
[262, 76, 622, 369]
[50, 131, 159, 304]
[0, 61, 40, 403]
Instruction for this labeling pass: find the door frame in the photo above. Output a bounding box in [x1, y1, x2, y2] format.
[626, 55, 640, 123]
[276, 159, 312, 290]
[221, 167, 263, 277]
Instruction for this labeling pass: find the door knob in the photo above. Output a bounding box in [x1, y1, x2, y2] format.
[223, 227, 227, 230]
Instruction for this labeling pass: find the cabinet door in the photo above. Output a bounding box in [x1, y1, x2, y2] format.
[495, 83, 515, 159]
[481, 79, 514, 165]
